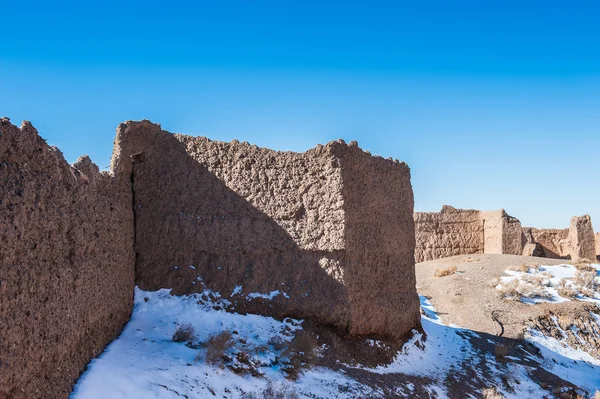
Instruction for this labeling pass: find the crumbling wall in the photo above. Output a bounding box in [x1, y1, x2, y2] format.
[481, 210, 523, 255]
[596, 232, 600, 260]
[522, 215, 596, 261]
[414, 206, 485, 262]
[567, 215, 596, 261]
[112, 120, 420, 339]
[0, 118, 135, 399]
[414, 206, 523, 262]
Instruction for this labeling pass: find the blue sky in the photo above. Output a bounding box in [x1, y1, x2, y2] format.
[1, 1, 599, 229]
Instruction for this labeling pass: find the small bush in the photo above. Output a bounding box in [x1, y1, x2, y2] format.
[575, 261, 595, 272]
[497, 278, 552, 301]
[482, 387, 505, 398]
[575, 271, 597, 289]
[558, 280, 578, 299]
[172, 323, 196, 343]
[434, 265, 457, 278]
[280, 330, 319, 380]
[241, 381, 299, 399]
[205, 331, 236, 365]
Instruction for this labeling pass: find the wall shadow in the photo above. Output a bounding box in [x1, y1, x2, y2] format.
[128, 128, 353, 333]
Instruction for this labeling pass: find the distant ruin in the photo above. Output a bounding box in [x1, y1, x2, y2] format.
[522, 215, 597, 261]
[414, 205, 522, 263]
[415, 205, 597, 263]
[1, 119, 420, 398]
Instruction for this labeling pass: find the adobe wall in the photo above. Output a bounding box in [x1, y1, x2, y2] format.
[596, 232, 600, 260]
[0, 118, 135, 399]
[522, 215, 596, 261]
[481, 210, 523, 255]
[112, 120, 420, 339]
[414, 206, 485, 262]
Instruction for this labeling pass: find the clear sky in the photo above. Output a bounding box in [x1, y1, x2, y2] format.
[1, 1, 599, 230]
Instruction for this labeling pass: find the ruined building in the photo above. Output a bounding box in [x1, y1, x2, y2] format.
[415, 205, 597, 263]
[0, 118, 421, 399]
[414, 205, 522, 263]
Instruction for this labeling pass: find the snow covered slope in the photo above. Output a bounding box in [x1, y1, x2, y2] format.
[72, 284, 600, 398]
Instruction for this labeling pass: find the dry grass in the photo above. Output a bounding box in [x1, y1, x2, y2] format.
[557, 280, 578, 299]
[280, 330, 319, 380]
[241, 381, 299, 399]
[510, 263, 539, 273]
[205, 331, 236, 365]
[574, 260, 596, 272]
[172, 323, 196, 343]
[497, 278, 552, 301]
[434, 265, 457, 278]
[575, 271, 597, 289]
[482, 387, 505, 398]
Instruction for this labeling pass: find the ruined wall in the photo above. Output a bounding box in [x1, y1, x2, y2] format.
[414, 206, 484, 262]
[481, 210, 523, 255]
[112, 120, 419, 339]
[522, 215, 596, 261]
[414, 206, 523, 262]
[596, 233, 600, 260]
[0, 118, 135, 399]
[568, 215, 596, 261]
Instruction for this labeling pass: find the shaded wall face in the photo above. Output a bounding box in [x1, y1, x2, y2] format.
[0, 119, 134, 399]
[115, 122, 420, 339]
[414, 208, 484, 263]
[335, 144, 420, 337]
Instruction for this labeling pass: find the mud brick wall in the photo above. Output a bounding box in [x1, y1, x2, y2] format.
[111, 120, 420, 340]
[0, 118, 135, 399]
[523, 215, 596, 261]
[414, 206, 485, 262]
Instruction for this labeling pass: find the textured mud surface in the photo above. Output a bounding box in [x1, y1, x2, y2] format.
[0, 118, 135, 399]
[112, 120, 420, 340]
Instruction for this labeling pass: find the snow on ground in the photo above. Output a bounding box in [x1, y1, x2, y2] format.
[72, 282, 600, 398]
[496, 263, 600, 304]
[71, 287, 369, 399]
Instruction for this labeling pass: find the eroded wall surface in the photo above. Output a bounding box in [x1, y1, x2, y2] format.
[112, 120, 420, 339]
[481, 210, 523, 255]
[596, 233, 600, 260]
[523, 215, 596, 261]
[0, 119, 135, 399]
[414, 206, 484, 263]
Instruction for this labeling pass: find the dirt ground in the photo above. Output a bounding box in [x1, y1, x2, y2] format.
[415, 253, 591, 339]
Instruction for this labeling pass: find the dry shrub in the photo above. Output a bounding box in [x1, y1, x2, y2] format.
[241, 381, 299, 399]
[575, 271, 597, 289]
[575, 261, 595, 272]
[280, 330, 319, 380]
[521, 274, 547, 287]
[497, 278, 552, 301]
[434, 265, 457, 278]
[172, 323, 196, 343]
[511, 264, 539, 273]
[206, 331, 235, 365]
[580, 287, 596, 298]
[482, 387, 505, 398]
[558, 280, 578, 299]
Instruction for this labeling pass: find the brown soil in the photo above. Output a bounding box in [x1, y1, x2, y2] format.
[415, 254, 594, 339]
